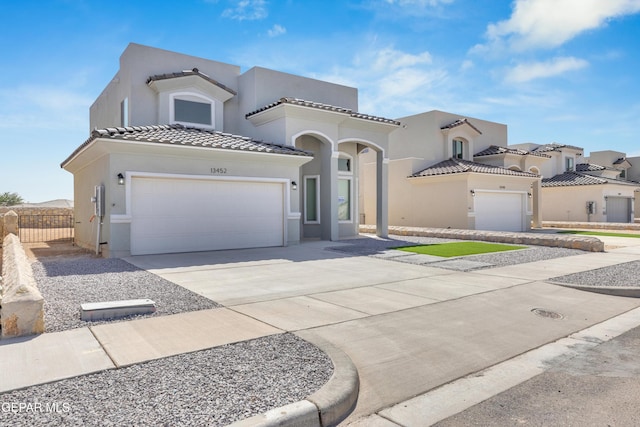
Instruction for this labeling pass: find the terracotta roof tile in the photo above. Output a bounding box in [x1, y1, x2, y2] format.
[146, 68, 237, 96]
[474, 145, 551, 158]
[61, 124, 312, 167]
[440, 118, 482, 135]
[410, 158, 538, 178]
[245, 97, 401, 126]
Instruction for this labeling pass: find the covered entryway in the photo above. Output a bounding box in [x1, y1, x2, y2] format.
[474, 191, 525, 231]
[130, 176, 285, 255]
[606, 196, 632, 223]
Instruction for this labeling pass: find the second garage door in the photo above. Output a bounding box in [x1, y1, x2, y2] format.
[131, 176, 285, 255]
[474, 191, 525, 232]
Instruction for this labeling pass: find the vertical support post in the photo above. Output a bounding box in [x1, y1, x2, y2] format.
[532, 179, 542, 228]
[376, 151, 389, 238]
[330, 151, 339, 241]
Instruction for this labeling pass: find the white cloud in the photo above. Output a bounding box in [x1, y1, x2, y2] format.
[267, 24, 286, 37]
[0, 85, 92, 130]
[505, 56, 589, 83]
[483, 0, 640, 51]
[222, 0, 267, 21]
[312, 46, 447, 117]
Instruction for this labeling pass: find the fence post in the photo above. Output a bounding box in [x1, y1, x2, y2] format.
[3, 210, 18, 237]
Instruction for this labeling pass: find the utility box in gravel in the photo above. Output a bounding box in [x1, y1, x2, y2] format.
[80, 299, 156, 321]
[1, 234, 45, 339]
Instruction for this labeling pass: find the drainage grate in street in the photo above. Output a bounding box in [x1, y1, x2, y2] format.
[531, 308, 564, 320]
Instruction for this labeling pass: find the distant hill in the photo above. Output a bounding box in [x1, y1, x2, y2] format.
[7, 199, 74, 208]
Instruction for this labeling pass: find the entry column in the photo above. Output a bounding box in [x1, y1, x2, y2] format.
[376, 151, 389, 238]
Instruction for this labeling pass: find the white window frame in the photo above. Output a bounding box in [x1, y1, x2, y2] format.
[303, 175, 321, 224]
[170, 92, 215, 128]
[338, 177, 353, 223]
[452, 138, 465, 160]
[565, 157, 575, 172]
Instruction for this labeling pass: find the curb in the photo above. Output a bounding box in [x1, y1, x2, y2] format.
[359, 225, 605, 252]
[553, 282, 640, 298]
[227, 332, 359, 427]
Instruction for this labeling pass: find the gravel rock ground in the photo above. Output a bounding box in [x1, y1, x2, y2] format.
[32, 256, 220, 333]
[550, 260, 640, 287]
[0, 333, 333, 427]
[330, 236, 584, 270]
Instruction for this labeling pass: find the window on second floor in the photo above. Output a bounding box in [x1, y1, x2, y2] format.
[565, 157, 574, 172]
[452, 139, 464, 159]
[174, 98, 212, 126]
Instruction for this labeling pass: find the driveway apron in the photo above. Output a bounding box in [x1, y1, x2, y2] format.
[124, 238, 640, 424]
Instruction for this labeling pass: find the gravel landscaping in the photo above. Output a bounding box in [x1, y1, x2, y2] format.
[550, 260, 640, 287]
[32, 256, 220, 333]
[0, 333, 333, 427]
[329, 236, 584, 271]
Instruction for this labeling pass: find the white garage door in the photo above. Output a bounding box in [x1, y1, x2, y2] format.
[474, 192, 525, 232]
[131, 176, 284, 255]
[606, 197, 631, 223]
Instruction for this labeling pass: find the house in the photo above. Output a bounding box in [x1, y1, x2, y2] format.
[360, 110, 542, 232]
[61, 43, 398, 257]
[512, 145, 639, 223]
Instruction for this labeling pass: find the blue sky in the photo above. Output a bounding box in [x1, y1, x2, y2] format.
[2, 0, 640, 202]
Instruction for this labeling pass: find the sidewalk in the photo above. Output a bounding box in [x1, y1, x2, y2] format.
[1, 232, 640, 426]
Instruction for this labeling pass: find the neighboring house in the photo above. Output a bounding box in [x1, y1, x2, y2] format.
[62, 43, 398, 257]
[512, 145, 639, 223]
[360, 110, 542, 232]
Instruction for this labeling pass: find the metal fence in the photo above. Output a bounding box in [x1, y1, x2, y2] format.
[18, 215, 74, 243]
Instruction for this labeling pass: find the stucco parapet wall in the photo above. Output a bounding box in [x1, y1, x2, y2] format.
[542, 221, 640, 231]
[1, 234, 45, 339]
[359, 225, 604, 252]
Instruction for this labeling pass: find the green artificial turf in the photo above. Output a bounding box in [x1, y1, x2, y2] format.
[394, 241, 527, 257]
[557, 230, 640, 238]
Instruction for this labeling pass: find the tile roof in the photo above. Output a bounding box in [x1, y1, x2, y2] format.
[542, 171, 640, 187]
[61, 124, 312, 167]
[245, 97, 401, 126]
[613, 157, 630, 165]
[410, 158, 539, 178]
[576, 163, 606, 172]
[146, 68, 237, 95]
[440, 118, 482, 135]
[531, 143, 583, 154]
[474, 145, 551, 158]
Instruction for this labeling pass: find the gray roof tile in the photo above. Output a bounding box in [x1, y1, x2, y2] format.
[146, 68, 237, 96]
[61, 124, 312, 167]
[576, 163, 606, 172]
[531, 143, 583, 154]
[440, 118, 482, 135]
[410, 158, 538, 178]
[245, 97, 401, 126]
[542, 171, 640, 187]
[474, 145, 551, 158]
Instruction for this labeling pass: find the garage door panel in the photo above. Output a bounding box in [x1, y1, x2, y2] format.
[474, 192, 525, 232]
[131, 177, 285, 255]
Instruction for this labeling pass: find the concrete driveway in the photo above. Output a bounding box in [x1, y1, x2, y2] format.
[125, 237, 640, 425]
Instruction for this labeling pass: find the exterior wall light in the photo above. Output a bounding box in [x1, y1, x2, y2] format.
[291, 181, 298, 190]
[117, 173, 125, 185]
